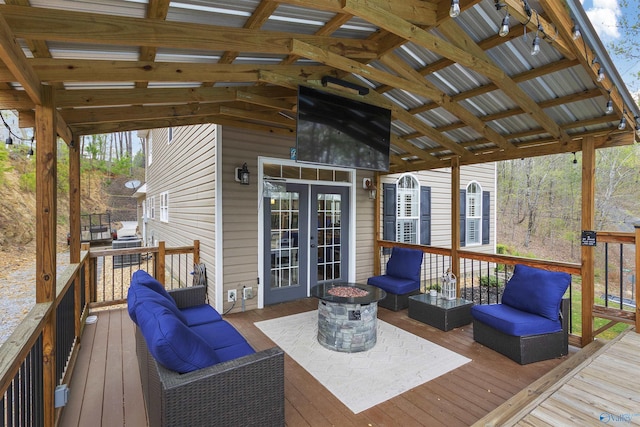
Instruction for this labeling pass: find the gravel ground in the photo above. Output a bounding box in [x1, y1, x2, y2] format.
[0, 249, 70, 346]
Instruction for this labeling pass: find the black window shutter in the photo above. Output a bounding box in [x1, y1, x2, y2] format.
[420, 186, 431, 245]
[459, 189, 466, 247]
[382, 183, 396, 254]
[482, 191, 490, 245]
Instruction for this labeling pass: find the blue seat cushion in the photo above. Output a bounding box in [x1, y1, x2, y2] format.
[136, 301, 219, 373]
[132, 269, 173, 302]
[385, 247, 423, 282]
[191, 321, 250, 350]
[471, 304, 562, 336]
[367, 275, 419, 295]
[128, 283, 187, 325]
[215, 342, 256, 363]
[181, 304, 223, 326]
[501, 264, 570, 321]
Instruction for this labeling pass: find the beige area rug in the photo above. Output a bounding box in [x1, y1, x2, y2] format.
[255, 310, 471, 414]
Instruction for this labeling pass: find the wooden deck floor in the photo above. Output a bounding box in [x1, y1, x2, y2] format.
[60, 298, 577, 426]
[476, 328, 640, 426]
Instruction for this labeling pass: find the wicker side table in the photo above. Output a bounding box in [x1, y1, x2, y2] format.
[408, 294, 473, 331]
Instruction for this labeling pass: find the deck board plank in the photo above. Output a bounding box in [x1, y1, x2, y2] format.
[63, 299, 637, 427]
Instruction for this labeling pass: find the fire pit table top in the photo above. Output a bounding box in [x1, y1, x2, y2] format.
[310, 282, 386, 305]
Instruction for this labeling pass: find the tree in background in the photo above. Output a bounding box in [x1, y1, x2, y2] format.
[607, 0, 640, 93]
[498, 145, 640, 260]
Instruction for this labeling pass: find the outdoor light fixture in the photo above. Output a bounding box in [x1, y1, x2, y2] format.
[5, 135, 12, 148]
[27, 136, 34, 158]
[605, 91, 614, 114]
[618, 114, 627, 131]
[499, 13, 510, 37]
[597, 67, 605, 82]
[235, 163, 250, 185]
[449, 0, 460, 18]
[530, 34, 541, 56]
[571, 25, 581, 40]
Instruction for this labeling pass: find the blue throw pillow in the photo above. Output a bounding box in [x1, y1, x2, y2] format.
[132, 270, 173, 302]
[136, 302, 219, 373]
[386, 247, 423, 281]
[128, 284, 188, 325]
[501, 264, 570, 321]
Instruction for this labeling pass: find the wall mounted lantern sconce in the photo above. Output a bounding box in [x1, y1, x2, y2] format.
[363, 177, 376, 199]
[235, 163, 250, 185]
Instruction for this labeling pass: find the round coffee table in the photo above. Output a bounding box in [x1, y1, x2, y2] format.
[310, 282, 386, 352]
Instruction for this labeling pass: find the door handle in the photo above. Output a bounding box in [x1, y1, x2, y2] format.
[310, 244, 316, 248]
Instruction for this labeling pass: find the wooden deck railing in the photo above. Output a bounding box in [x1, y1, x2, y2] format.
[0, 241, 199, 426]
[376, 225, 639, 347]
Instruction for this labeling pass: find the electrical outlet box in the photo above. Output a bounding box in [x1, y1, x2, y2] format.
[55, 384, 69, 408]
[227, 289, 237, 302]
[243, 287, 253, 299]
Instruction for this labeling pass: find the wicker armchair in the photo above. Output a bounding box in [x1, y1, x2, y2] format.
[134, 285, 285, 426]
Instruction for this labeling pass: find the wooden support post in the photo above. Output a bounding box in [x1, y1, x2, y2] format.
[194, 239, 200, 265]
[373, 174, 381, 276]
[36, 84, 57, 427]
[156, 241, 166, 285]
[69, 133, 81, 263]
[635, 222, 640, 333]
[581, 137, 595, 345]
[451, 157, 461, 292]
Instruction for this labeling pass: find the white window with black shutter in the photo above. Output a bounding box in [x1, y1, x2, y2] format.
[460, 181, 490, 247]
[383, 174, 431, 247]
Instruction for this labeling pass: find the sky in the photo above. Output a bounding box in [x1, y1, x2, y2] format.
[581, 0, 640, 98]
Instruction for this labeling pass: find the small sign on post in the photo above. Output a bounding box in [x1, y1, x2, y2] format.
[581, 230, 597, 246]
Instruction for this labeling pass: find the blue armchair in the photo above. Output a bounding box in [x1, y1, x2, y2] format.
[367, 247, 423, 311]
[471, 264, 571, 364]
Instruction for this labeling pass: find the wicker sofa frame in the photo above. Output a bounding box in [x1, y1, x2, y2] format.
[134, 285, 285, 426]
[472, 298, 570, 365]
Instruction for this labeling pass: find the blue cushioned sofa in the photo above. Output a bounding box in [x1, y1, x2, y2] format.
[127, 270, 284, 426]
[471, 264, 571, 365]
[367, 247, 423, 311]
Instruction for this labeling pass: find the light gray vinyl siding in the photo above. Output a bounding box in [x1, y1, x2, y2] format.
[381, 164, 496, 252]
[354, 170, 376, 284]
[146, 125, 217, 300]
[220, 127, 295, 311]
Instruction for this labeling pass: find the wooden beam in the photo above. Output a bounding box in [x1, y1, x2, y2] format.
[1, 5, 379, 59]
[137, 0, 171, 88]
[341, 0, 504, 81]
[538, 0, 632, 127]
[451, 156, 460, 285]
[581, 136, 595, 345]
[55, 86, 295, 108]
[0, 10, 41, 103]
[502, 0, 575, 59]
[69, 132, 81, 264]
[636, 223, 640, 332]
[69, 113, 296, 136]
[35, 84, 56, 427]
[1, 59, 339, 84]
[270, 0, 437, 26]
[437, 20, 571, 145]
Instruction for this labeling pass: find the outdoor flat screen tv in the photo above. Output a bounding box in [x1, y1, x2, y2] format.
[296, 86, 391, 171]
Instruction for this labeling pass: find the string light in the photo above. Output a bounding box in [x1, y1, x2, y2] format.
[499, 13, 510, 37]
[572, 152, 577, 165]
[571, 24, 581, 40]
[618, 112, 627, 131]
[449, 0, 460, 18]
[605, 90, 614, 114]
[531, 34, 541, 56]
[597, 67, 605, 82]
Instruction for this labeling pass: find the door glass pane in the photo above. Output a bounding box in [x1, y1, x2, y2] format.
[317, 193, 342, 282]
[270, 191, 300, 289]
